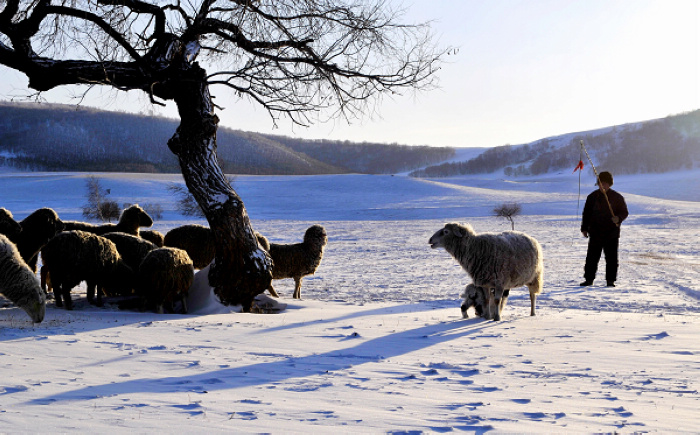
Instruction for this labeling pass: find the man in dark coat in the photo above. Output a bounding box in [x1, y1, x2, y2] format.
[580, 171, 628, 287]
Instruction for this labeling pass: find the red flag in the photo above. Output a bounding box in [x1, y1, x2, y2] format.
[573, 160, 584, 173]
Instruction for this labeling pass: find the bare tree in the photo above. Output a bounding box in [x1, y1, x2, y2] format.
[82, 176, 120, 222]
[493, 202, 522, 231]
[0, 0, 445, 310]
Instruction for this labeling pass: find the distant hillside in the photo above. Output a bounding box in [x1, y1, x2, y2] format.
[410, 110, 700, 177]
[0, 102, 454, 175]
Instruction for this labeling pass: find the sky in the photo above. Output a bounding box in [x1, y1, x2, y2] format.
[1, 0, 699, 148]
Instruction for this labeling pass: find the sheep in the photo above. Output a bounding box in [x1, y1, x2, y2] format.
[140, 229, 165, 247]
[0, 207, 23, 241]
[0, 234, 45, 323]
[13, 207, 65, 272]
[63, 204, 153, 237]
[267, 225, 328, 299]
[163, 224, 268, 269]
[137, 247, 194, 314]
[429, 223, 543, 321]
[460, 283, 488, 319]
[102, 232, 158, 272]
[41, 230, 134, 310]
[163, 224, 214, 269]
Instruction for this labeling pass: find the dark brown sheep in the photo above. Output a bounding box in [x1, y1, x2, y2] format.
[267, 225, 327, 299]
[13, 207, 65, 272]
[0, 207, 23, 241]
[63, 204, 153, 237]
[137, 247, 194, 314]
[140, 229, 165, 247]
[41, 231, 134, 309]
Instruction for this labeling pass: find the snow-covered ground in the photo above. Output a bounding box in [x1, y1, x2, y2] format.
[1, 168, 699, 432]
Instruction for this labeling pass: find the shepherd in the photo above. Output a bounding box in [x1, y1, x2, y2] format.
[579, 170, 629, 287]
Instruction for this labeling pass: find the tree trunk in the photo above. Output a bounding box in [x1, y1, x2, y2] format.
[166, 63, 272, 311]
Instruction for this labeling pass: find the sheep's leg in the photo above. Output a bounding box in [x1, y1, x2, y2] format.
[492, 285, 505, 321]
[528, 286, 537, 316]
[267, 284, 280, 298]
[156, 304, 164, 314]
[460, 302, 470, 319]
[40, 266, 48, 293]
[484, 288, 497, 321]
[292, 277, 302, 299]
[499, 289, 510, 314]
[180, 295, 188, 314]
[63, 287, 73, 311]
[54, 283, 63, 308]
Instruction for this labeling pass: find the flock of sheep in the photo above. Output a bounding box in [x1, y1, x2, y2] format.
[2, 200, 544, 324]
[0, 205, 328, 323]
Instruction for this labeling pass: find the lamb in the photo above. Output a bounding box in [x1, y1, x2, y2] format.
[140, 229, 165, 247]
[460, 283, 488, 319]
[163, 224, 268, 269]
[14, 207, 65, 271]
[429, 223, 543, 321]
[267, 225, 328, 299]
[0, 234, 45, 323]
[63, 204, 153, 237]
[137, 247, 194, 314]
[0, 207, 23, 241]
[41, 230, 134, 310]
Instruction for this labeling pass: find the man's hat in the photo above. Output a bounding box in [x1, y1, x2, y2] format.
[596, 171, 613, 186]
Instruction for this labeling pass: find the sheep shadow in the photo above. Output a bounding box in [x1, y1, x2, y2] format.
[259, 298, 460, 335]
[25, 316, 497, 405]
[0, 295, 181, 342]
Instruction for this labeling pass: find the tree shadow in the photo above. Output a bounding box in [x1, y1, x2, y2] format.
[260, 299, 459, 335]
[25, 316, 496, 405]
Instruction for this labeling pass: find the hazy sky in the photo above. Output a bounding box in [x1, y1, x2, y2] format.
[1, 0, 698, 148]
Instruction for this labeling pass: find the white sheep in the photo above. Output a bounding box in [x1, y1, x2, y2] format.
[429, 223, 543, 321]
[0, 234, 46, 323]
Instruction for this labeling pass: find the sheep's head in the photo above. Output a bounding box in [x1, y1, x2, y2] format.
[304, 225, 327, 247]
[121, 205, 154, 228]
[429, 223, 472, 249]
[0, 208, 22, 241]
[22, 208, 64, 242]
[23, 294, 46, 324]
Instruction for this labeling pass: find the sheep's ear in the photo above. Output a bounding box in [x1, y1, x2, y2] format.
[452, 226, 466, 238]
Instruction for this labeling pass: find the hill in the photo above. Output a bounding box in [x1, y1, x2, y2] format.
[0, 102, 454, 175]
[410, 110, 700, 177]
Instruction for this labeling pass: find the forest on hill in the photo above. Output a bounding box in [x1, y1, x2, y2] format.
[0, 102, 454, 175]
[410, 110, 700, 177]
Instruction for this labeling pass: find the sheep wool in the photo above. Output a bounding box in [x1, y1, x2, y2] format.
[163, 224, 215, 269]
[0, 234, 46, 323]
[0, 207, 22, 241]
[140, 229, 165, 247]
[138, 247, 194, 314]
[268, 224, 327, 299]
[429, 222, 543, 321]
